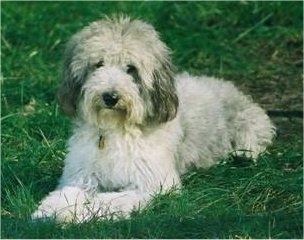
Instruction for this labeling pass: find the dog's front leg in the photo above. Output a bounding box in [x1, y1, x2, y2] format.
[32, 186, 150, 223]
[31, 186, 94, 223]
[87, 190, 150, 220]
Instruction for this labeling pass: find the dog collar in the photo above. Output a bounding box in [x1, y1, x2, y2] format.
[98, 135, 105, 149]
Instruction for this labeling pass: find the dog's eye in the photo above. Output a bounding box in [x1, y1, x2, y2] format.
[95, 60, 104, 68]
[126, 64, 141, 85]
[126, 65, 137, 75]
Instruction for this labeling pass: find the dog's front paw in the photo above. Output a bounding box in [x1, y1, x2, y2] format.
[31, 198, 75, 223]
[31, 207, 55, 222]
[31, 186, 90, 223]
[32, 204, 81, 223]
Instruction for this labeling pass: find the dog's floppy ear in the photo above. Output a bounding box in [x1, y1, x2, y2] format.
[149, 61, 179, 123]
[57, 39, 88, 117]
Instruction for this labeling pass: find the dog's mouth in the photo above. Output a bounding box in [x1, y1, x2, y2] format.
[95, 102, 127, 123]
[94, 93, 128, 116]
[89, 91, 143, 125]
[100, 91, 133, 114]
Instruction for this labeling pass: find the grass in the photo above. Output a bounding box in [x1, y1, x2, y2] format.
[1, 1, 303, 239]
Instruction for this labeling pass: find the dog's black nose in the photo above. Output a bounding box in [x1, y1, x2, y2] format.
[102, 92, 119, 108]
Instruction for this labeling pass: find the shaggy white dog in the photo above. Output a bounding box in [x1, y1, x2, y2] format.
[32, 16, 275, 223]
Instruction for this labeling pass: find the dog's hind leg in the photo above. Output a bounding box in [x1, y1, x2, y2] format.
[232, 103, 276, 159]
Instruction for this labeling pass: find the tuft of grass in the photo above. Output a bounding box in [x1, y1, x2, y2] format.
[2, 1, 303, 239]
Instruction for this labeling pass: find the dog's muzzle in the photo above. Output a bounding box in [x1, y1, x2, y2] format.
[102, 91, 119, 108]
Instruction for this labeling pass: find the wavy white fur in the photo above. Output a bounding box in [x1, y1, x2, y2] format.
[32, 16, 275, 223]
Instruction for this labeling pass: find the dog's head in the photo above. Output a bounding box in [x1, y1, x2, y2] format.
[58, 16, 178, 127]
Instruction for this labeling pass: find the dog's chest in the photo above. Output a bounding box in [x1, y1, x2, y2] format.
[66, 123, 180, 192]
[91, 131, 146, 190]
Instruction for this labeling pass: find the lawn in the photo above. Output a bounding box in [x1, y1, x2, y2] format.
[1, 1, 303, 239]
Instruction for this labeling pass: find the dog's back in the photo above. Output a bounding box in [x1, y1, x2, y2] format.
[174, 72, 276, 173]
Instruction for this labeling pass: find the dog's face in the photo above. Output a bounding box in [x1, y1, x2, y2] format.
[58, 16, 178, 127]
